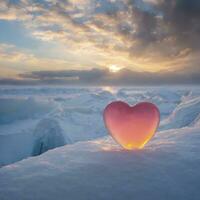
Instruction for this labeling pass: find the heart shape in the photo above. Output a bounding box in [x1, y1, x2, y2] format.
[103, 101, 160, 150]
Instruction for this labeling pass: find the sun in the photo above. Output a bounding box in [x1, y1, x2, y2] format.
[108, 65, 122, 73]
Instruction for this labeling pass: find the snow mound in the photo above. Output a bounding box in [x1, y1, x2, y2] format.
[0, 118, 70, 166]
[0, 98, 53, 124]
[0, 86, 199, 167]
[32, 118, 68, 156]
[0, 126, 200, 200]
[160, 96, 200, 130]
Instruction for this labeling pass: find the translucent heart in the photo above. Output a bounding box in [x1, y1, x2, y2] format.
[103, 101, 160, 150]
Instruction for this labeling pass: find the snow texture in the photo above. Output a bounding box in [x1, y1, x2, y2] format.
[0, 86, 200, 200]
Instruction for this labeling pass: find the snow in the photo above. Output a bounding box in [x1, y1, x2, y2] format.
[32, 118, 68, 156]
[0, 97, 54, 124]
[160, 95, 200, 129]
[0, 127, 200, 200]
[0, 86, 200, 200]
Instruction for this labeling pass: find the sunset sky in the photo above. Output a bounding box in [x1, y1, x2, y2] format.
[0, 0, 200, 85]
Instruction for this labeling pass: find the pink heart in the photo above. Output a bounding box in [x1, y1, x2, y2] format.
[103, 101, 160, 150]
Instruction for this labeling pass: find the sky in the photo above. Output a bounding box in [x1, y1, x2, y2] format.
[0, 0, 200, 85]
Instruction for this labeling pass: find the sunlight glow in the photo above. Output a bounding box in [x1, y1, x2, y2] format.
[108, 65, 122, 73]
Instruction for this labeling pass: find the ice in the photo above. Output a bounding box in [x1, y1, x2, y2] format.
[1, 86, 200, 166]
[0, 125, 200, 200]
[160, 95, 200, 130]
[0, 131, 33, 167]
[32, 118, 68, 156]
[0, 86, 200, 199]
[0, 87, 115, 166]
[0, 97, 54, 124]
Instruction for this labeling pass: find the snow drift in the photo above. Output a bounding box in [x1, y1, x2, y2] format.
[0, 126, 200, 200]
[32, 118, 68, 156]
[0, 86, 200, 167]
[0, 86, 200, 200]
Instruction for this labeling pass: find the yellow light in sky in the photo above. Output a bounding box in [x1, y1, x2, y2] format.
[109, 65, 122, 73]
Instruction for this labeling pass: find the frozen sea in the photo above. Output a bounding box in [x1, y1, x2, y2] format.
[0, 86, 200, 200]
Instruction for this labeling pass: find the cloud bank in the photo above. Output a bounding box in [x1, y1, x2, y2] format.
[0, 0, 200, 85]
[0, 67, 199, 85]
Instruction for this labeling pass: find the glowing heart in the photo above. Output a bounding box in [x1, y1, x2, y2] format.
[103, 101, 160, 150]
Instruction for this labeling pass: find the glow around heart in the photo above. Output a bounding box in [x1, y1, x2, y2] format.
[103, 101, 160, 150]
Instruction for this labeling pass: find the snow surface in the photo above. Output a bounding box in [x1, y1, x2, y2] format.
[0, 86, 200, 200]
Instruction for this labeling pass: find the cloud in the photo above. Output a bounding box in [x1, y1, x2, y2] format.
[156, 0, 200, 49]
[0, 0, 200, 83]
[1, 67, 199, 85]
[0, 43, 99, 77]
[0, 44, 35, 62]
[0, 0, 32, 21]
[2, 0, 199, 53]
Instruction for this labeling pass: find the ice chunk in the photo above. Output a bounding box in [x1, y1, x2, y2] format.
[32, 118, 68, 156]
